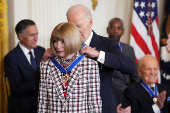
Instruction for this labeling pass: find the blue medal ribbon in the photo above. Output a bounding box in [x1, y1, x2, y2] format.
[140, 79, 158, 98]
[51, 54, 85, 73]
[119, 42, 122, 51]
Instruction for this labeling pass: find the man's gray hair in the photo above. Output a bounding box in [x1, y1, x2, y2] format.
[66, 4, 92, 20]
[137, 54, 158, 69]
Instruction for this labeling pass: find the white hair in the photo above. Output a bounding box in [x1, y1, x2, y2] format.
[138, 54, 158, 69]
[66, 4, 92, 21]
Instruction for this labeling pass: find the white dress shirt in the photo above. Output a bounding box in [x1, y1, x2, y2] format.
[141, 83, 160, 113]
[19, 43, 35, 65]
[150, 84, 160, 113]
[84, 31, 105, 64]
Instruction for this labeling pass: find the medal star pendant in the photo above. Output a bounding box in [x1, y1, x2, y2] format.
[63, 73, 70, 82]
[153, 97, 157, 103]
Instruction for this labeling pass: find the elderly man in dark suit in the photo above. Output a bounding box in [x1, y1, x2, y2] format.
[4, 19, 45, 113]
[107, 17, 140, 92]
[124, 55, 170, 113]
[65, 4, 135, 113]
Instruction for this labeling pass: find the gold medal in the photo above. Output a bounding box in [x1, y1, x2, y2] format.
[153, 97, 157, 103]
[63, 73, 70, 81]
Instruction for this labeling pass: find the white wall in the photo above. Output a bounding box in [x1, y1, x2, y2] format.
[7, 0, 165, 50]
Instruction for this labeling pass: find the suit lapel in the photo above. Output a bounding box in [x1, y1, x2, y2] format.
[15, 44, 35, 76]
[50, 63, 66, 104]
[65, 53, 83, 103]
[65, 64, 82, 103]
[89, 31, 101, 51]
[138, 83, 154, 105]
[121, 43, 125, 53]
[121, 43, 130, 56]
[34, 47, 42, 66]
[50, 59, 82, 106]
[157, 84, 164, 93]
[51, 54, 83, 105]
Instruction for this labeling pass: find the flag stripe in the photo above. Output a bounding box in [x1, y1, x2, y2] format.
[131, 23, 151, 54]
[132, 10, 156, 55]
[155, 17, 159, 29]
[130, 35, 145, 60]
[130, 0, 160, 83]
[136, 58, 138, 64]
[152, 18, 160, 48]
[150, 34, 160, 65]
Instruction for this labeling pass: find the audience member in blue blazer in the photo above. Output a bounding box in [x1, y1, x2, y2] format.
[4, 19, 45, 113]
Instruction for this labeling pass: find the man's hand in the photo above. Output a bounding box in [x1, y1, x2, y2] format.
[80, 46, 99, 58]
[117, 104, 131, 113]
[156, 91, 166, 109]
[41, 48, 55, 62]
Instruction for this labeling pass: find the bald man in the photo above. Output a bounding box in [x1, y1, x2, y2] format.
[124, 55, 170, 113]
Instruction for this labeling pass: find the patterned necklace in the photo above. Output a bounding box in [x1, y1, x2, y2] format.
[52, 53, 85, 98]
[56, 53, 76, 82]
[57, 53, 77, 98]
[58, 53, 76, 68]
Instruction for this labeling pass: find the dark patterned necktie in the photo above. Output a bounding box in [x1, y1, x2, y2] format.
[79, 43, 86, 52]
[150, 87, 154, 92]
[81, 43, 86, 49]
[29, 51, 37, 72]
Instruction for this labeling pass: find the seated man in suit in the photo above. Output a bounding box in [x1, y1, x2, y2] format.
[124, 55, 170, 113]
[4, 19, 45, 113]
[107, 17, 140, 92]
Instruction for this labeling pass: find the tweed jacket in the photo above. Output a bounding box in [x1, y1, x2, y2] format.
[38, 52, 102, 113]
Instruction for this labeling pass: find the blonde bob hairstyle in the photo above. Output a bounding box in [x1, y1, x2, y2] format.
[50, 22, 81, 57]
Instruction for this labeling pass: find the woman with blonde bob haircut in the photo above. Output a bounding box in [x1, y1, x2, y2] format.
[38, 22, 102, 113]
[50, 22, 81, 56]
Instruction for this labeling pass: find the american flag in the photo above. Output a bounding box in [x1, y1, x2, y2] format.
[130, 0, 160, 83]
[160, 0, 170, 85]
